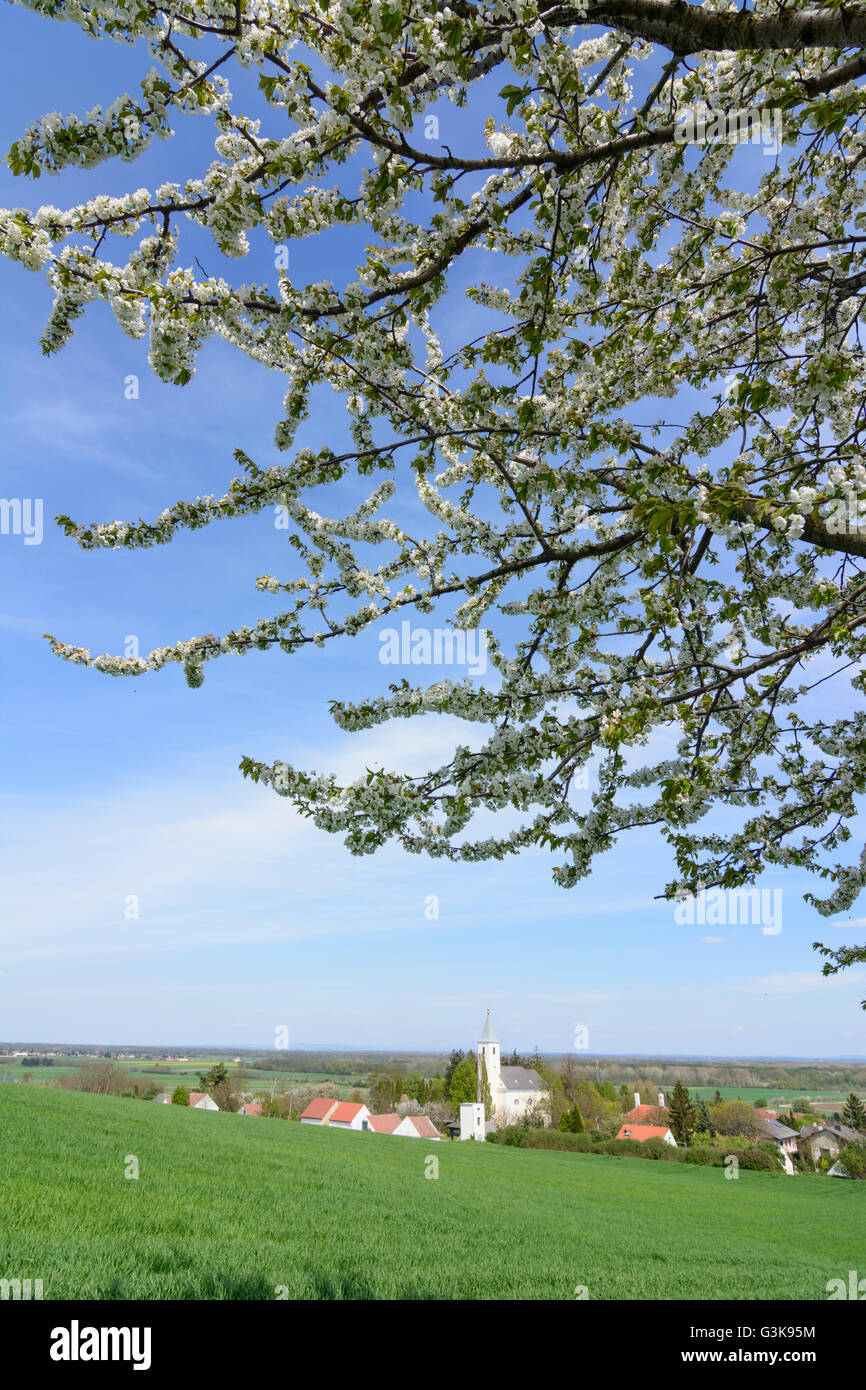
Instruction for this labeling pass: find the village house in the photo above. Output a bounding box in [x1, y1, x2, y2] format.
[798, 1121, 860, 1167]
[299, 1098, 340, 1125]
[187, 1091, 219, 1111]
[328, 1101, 371, 1130]
[153, 1089, 219, 1109]
[299, 1101, 441, 1139]
[752, 1117, 799, 1174]
[622, 1093, 669, 1124]
[616, 1123, 677, 1146]
[238, 1101, 264, 1116]
[366, 1112, 440, 1139]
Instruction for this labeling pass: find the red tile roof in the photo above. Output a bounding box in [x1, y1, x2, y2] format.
[367, 1114, 404, 1134]
[407, 1115, 440, 1139]
[329, 1101, 367, 1123]
[617, 1124, 673, 1142]
[622, 1104, 669, 1122]
[242, 1102, 264, 1116]
[299, 1097, 339, 1121]
[187, 1092, 207, 1106]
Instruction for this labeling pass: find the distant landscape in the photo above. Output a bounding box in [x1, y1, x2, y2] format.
[2, 1043, 864, 1116]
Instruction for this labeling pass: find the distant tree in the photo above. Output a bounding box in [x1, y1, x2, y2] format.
[598, 1081, 618, 1104]
[559, 1104, 585, 1135]
[448, 1058, 477, 1110]
[843, 1092, 866, 1132]
[504, 1049, 525, 1067]
[478, 1054, 494, 1121]
[366, 1069, 404, 1114]
[668, 1081, 697, 1147]
[618, 1084, 632, 1110]
[171, 1085, 189, 1106]
[710, 1100, 763, 1138]
[711, 1090, 724, 1106]
[209, 1078, 241, 1112]
[443, 1050, 465, 1096]
[428, 1076, 445, 1102]
[753, 1098, 768, 1108]
[695, 1099, 716, 1139]
[836, 1143, 866, 1180]
[791, 1098, 813, 1114]
[78, 1062, 124, 1096]
[404, 1070, 428, 1105]
[198, 1062, 230, 1090]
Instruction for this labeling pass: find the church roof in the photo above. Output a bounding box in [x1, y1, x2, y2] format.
[498, 1066, 543, 1092]
[479, 1009, 499, 1043]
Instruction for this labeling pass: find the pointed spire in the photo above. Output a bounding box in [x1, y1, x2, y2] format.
[479, 1008, 499, 1043]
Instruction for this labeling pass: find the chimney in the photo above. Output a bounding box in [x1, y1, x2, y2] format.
[658, 1092, 665, 1109]
[634, 1092, 640, 1109]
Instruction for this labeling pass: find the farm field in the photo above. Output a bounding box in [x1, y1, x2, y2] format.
[1, 1083, 862, 1300]
[690, 1086, 847, 1110]
[0, 1057, 366, 1095]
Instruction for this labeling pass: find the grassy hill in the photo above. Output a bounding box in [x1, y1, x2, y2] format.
[0, 1084, 862, 1300]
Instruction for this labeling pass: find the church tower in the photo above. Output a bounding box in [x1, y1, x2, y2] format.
[477, 1008, 501, 1098]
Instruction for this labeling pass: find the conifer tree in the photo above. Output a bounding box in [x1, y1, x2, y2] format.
[668, 1081, 697, 1147]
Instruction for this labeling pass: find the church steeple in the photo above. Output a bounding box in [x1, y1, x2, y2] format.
[477, 1008, 501, 1097]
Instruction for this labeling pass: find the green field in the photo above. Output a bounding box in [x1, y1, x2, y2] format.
[690, 1086, 847, 1110]
[0, 1058, 366, 1095]
[1, 1085, 863, 1300]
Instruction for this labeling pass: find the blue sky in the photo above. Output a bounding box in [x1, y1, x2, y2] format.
[1, 5, 865, 1057]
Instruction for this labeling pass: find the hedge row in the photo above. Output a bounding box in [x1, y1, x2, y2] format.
[488, 1126, 784, 1169]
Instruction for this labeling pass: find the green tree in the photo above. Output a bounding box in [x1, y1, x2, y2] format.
[695, 1099, 716, 1139]
[448, 1058, 477, 1110]
[171, 1085, 189, 1106]
[198, 1062, 229, 1090]
[668, 1081, 697, 1147]
[711, 1100, 763, 1138]
[842, 1092, 866, 1132]
[712, 1091, 724, 1106]
[443, 1051, 465, 1096]
[404, 1070, 427, 1105]
[836, 1143, 866, 1179]
[478, 1054, 494, 1121]
[559, 1103, 585, 1135]
[366, 1069, 404, 1114]
[12, 5, 866, 1008]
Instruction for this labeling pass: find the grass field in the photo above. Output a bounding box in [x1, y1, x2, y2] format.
[1, 1085, 863, 1300]
[0, 1059, 366, 1094]
[690, 1086, 847, 1107]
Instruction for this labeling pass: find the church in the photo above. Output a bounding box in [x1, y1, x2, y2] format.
[477, 1010, 546, 1124]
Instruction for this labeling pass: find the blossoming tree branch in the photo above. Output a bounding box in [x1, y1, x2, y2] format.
[5, 0, 866, 992]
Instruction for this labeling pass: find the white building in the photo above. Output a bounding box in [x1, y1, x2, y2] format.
[460, 1101, 486, 1141]
[367, 1113, 441, 1140]
[328, 1101, 371, 1130]
[477, 1011, 546, 1125]
[187, 1091, 220, 1111]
